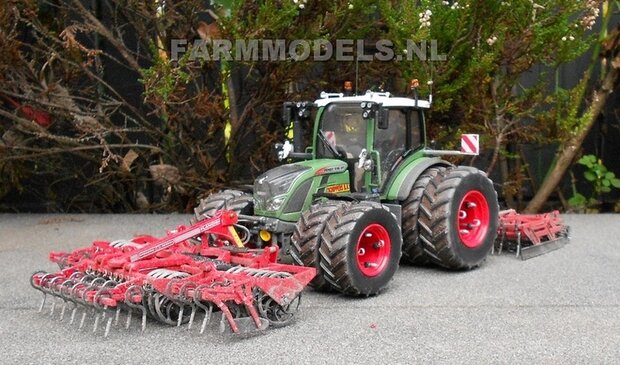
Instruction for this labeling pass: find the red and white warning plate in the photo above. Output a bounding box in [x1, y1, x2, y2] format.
[461, 134, 479, 155]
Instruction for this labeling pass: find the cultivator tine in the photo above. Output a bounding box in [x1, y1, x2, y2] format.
[98, 306, 118, 338]
[176, 306, 185, 327]
[193, 285, 214, 334]
[46, 276, 64, 317]
[49, 300, 56, 317]
[69, 306, 78, 325]
[114, 307, 121, 327]
[38, 294, 47, 313]
[93, 310, 101, 333]
[59, 302, 67, 321]
[78, 310, 88, 330]
[30, 271, 50, 313]
[141, 308, 147, 332]
[187, 306, 197, 330]
[217, 303, 237, 334]
[200, 304, 213, 335]
[125, 310, 132, 330]
[175, 282, 197, 328]
[220, 316, 269, 335]
[104, 316, 113, 338]
[124, 284, 147, 332]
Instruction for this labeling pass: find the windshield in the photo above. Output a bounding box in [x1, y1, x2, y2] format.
[316, 103, 367, 159]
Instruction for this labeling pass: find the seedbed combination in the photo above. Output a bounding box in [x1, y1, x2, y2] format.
[31, 82, 568, 335]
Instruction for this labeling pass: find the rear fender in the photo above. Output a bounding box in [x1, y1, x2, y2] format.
[383, 157, 452, 201]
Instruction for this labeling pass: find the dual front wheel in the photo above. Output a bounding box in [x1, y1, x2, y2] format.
[292, 201, 402, 296]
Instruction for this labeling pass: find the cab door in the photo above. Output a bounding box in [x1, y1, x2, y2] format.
[371, 108, 424, 192]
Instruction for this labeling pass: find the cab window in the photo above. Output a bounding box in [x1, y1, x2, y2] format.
[374, 108, 423, 187]
[316, 103, 367, 159]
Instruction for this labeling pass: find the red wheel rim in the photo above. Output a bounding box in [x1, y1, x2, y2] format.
[355, 224, 391, 277]
[457, 190, 490, 248]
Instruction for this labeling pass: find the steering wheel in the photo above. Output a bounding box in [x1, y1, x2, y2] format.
[335, 145, 349, 159]
[384, 148, 406, 167]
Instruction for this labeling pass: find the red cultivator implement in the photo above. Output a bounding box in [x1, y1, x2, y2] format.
[494, 210, 570, 260]
[30, 211, 315, 337]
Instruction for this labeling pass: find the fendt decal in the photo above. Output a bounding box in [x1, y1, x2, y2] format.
[315, 165, 347, 175]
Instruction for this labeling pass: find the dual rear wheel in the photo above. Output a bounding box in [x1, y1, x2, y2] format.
[411, 166, 499, 269]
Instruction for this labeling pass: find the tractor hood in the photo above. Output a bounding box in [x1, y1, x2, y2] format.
[253, 159, 348, 217]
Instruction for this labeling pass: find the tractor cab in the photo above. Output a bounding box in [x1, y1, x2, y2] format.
[294, 90, 429, 195]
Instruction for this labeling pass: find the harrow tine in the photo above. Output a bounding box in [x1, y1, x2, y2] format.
[91, 279, 118, 334]
[59, 302, 67, 321]
[187, 306, 197, 330]
[125, 310, 132, 330]
[114, 307, 121, 327]
[177, 282, 197, 329]
[93, 310, 102, 333]
[69, 280, 88, 326]
[46, 276, 65, 318]
[49, 300, 56, 317]
[177, 305, 185, 327]
[69, 306, 78, 325]
[176, 306, 184, 327]
[200, 305, 213, 335]
[104, 315, 113, 338]
[124, 284, 147, 332]
[38, 294, 47, 313]
[30, 271, 52, 313]
[57, 277, 78, 322]
[141, 308, 147, 333]
[78, 310, 88, 330]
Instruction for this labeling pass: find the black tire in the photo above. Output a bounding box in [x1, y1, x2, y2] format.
[418, 166, 499, 270]
[319, 201, 402, 296]
[401, 166, 447, 265]
[290, 200, 350, 291]
[193, 189, 253, 222]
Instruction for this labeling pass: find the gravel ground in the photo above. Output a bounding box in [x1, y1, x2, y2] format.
[0, 213, 618, 365]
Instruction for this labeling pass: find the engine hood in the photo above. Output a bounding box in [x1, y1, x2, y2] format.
[253, 159, 348, 218]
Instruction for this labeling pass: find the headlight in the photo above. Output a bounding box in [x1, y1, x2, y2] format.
[265, 195, 287, 211]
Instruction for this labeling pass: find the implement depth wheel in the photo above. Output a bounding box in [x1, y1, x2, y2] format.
[319, 201, 402, 296]
[418, 166, 499, 269]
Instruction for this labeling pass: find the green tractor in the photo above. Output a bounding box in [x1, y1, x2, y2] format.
[195, 87, 499, 296]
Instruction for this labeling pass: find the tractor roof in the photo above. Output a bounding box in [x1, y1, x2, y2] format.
[314, 90, 431, 109]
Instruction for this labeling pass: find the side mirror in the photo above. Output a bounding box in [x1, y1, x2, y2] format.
[275, 140, 294, 161]
[377, 108, 389, 129]
[282, 102, 294, 127]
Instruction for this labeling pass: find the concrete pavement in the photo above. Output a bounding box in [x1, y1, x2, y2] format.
[0, 213, 618, 364]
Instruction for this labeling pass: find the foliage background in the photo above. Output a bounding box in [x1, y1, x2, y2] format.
[0, 0, 618, 212]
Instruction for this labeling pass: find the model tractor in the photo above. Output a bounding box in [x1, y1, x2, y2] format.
[194, 85, 499, 296]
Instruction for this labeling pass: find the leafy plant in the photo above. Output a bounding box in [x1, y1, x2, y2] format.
[569, 154, 620, 210]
